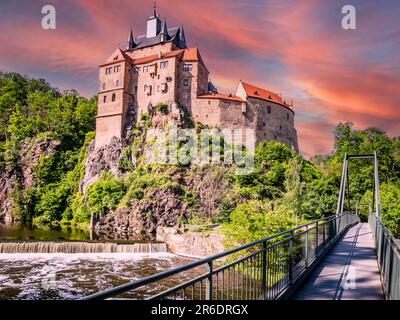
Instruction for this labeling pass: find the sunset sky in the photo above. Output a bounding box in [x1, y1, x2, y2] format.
[0, 0, 399, 158]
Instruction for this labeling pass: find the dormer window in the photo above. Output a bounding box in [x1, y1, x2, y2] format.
[183, 64, 192, 71]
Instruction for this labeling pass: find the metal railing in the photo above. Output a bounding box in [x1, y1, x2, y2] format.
[369, 213, 400, 300]
[81, 212, 359, 300]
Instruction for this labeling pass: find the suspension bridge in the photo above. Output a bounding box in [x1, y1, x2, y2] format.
[81, 153, 400, 300]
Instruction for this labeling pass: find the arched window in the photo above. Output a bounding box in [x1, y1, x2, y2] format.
[112, 93, 116, 102]
[103, 95, 107, 103]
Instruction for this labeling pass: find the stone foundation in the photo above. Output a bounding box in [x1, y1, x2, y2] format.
[156, 226, 225, 258]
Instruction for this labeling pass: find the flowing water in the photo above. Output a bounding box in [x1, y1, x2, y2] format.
[0, 241, 168, 253]
[0, 224, 202, 300]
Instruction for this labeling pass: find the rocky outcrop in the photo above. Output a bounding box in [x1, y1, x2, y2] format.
[0, 170, 14, 224]
[19, 138, 61, 189]
[94, 187, 190, 240]
[0, 137, 60, 223]
[80, 137, 127, 192]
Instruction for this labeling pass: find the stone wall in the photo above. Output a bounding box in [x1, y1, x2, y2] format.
[125, 42, 176, 59]
[191, 98, 221, 127]
[248, 97, 299, 152]
[136, 56, 177, 117]
[156, 226, 225, 258]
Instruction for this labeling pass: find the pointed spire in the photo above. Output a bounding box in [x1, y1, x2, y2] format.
[160, 19, 169, 42]
[153, 2, 158, 18]
[127, 28, 136, 50]
[179, 25, 186, 43]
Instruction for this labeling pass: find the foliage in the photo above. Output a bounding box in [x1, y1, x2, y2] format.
[224, 200, 300, 248]
[156, 102, 168, 114]
[86, 171, 125, 217]
[0, 72, 97, 224]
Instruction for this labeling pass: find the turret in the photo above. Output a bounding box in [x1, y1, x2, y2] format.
[160, 19, 169, 42]
[146, 3, 161, 38]
[127, 28, 136, 50]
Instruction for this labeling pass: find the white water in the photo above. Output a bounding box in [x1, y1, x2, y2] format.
[0, 241, 168, 253]
[0, 252, 197, 300]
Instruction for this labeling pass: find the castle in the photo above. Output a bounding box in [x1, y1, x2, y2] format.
[95, 7, 299, 152]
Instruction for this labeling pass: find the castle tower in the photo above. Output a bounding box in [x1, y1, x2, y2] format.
[95, 48, 133, 149]
[146, 4, 161, 38]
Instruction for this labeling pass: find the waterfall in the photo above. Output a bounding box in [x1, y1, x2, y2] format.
[0, 241, 168, 254]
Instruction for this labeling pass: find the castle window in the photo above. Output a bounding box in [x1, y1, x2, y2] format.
[267, 106, 271, 114]
[274, 135, 277, 140]
[183, 64, 192, 71]
[111, 93, 116, 102]
[208, 100, 211, 105]
[116, 79, 120, 87]
[144, 85, 152, 95]
[114, 65, 121, 73]
[105, 67, 112, 75]
[143, 66, 150, 73]
[183, 78, 190, 87]
[287, 113, 289, 120]
[103, 95, 107, 103]
[135, 86, 137, 93]
[279, 125, 282, 130]
[160, 61, 168, 68]
[102, 82, 105, 90]
[263, 122, 266, 127]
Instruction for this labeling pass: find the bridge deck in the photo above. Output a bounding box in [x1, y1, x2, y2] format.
[293, 223, 384, 300]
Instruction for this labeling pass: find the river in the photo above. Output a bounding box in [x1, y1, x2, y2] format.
[0, 223, 200, 300]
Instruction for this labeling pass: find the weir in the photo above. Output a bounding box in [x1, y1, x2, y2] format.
[0, 241, 168, 254]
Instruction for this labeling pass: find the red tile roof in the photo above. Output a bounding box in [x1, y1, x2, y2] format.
[198, 93, 245, 102]
[241, 81, 290, 107]
[183, 48, 208, 72]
